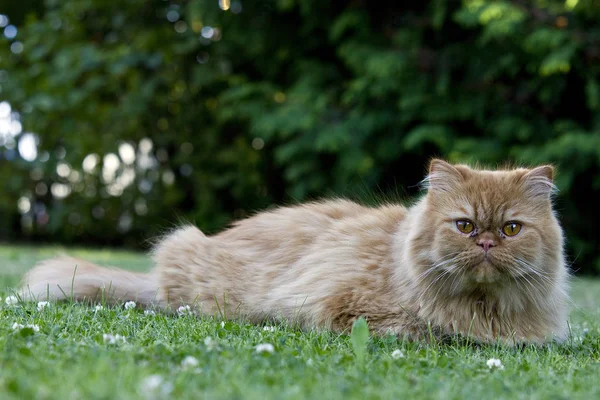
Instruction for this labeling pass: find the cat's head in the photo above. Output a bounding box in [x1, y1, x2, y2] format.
[412, 159, 564, 294]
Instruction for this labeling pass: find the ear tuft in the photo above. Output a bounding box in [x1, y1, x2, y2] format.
[424, 159, 468, 192]
[521, 165, 556, 198]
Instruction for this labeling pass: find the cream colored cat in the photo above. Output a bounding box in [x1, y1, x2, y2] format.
[20, 160, 569, 344]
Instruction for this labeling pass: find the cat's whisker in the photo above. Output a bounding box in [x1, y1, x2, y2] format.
[513, 257, 551, 275]
[448, 266, 466, 296]
[510, 275, 527, 309]
[412, 254, 460, 284]
[417, 270, 452, 304]
[512, 258, 549, 279]
[414, 265, 444, 282]
[517, 265, 572, 309]
[425, 259, 468, 305]
[452, 267, 469, 294]
[518, 263, 553, 281]
[513, 259, 556, 288]
[433, 252, 461, 265]
[436, 252, 461, 262]
[512, 265, 548, 305]
[429, 265, 463, 309]
[419, 263, 458, 295]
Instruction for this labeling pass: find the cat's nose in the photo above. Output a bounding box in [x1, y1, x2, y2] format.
[477, 238, 496, 252]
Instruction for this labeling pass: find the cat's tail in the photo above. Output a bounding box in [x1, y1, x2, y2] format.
[19, 256, 160, 306]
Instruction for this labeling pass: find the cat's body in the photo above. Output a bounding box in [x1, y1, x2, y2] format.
[21, 160, 570, 344]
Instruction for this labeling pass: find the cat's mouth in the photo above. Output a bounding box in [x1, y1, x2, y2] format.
[470, 257, 502, 284]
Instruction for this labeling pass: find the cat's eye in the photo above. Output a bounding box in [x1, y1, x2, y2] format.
[502, 222, 522, 237]
[456, 220, 475, 234]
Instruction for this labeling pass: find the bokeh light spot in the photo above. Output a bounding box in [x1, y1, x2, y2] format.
[174, 20, 188, 33]
[51, 183, 71, 199]
[139, 138, 153, 154]
[180, 164, 193, 177]
[219, 0, 231, 11]
[18, 133, 38, 161]
[166, 10, 180, 22]
[180, 142, 194, 155]
[56, 162, 71, 178]
[196, 52, 210, 64]
[83, 154, 100, 173]
[274, 92, 286, 103]
[0, 101, 11, 118]
[231, 1, 242, 14]
[118, 142, 136, 164]
[35, 182, 48, 196]
[17, 197, 31, 214]
[39, 151, 50, 162]
[252, 138, 265, 150]
[162, 170, 175, 185]
[201, 26, 214, 39]
[4, 25, 17, 39]
[10, 42, 23, 54]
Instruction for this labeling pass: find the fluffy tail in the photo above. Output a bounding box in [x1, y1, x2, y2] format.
[20, 256, 159, 305]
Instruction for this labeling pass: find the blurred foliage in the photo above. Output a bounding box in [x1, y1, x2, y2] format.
[0, 0, 599, 272]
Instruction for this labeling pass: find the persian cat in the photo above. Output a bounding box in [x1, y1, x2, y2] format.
[20, 160, 569, 344]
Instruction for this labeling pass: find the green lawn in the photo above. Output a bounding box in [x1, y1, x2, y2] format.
[1, 245, 599, 400]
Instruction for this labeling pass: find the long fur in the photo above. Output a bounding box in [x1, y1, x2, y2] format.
[21, 256, 159, 305]
[20, 160, 570, 345]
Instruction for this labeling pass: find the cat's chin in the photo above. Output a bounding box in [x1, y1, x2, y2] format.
[470, 259, 502, 284]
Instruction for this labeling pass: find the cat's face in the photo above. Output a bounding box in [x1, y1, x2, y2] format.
[414, 160, 563, 293]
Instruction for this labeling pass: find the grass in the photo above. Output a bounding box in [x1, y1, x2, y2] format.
[1, 245, 600, 400]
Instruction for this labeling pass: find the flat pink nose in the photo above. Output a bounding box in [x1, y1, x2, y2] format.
[477, 239, 496, 252]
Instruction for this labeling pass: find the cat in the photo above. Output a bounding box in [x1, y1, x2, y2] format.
[19, 159, 569, 345]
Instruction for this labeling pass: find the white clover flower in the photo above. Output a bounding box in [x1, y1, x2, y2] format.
[262, 326, 276, 332]
[124, 301, 136, 310]
[5, 295, 18, 306]
[94, 305, 104, 312]
[142, 374, 163, 390]
[103, 333, 127, 344]
[177, 305, 192, 316]
[12, 323, 40, 332]
[181, 356, 200, 368]
[255, 343, 275, 354]
[144, 309, 156, 316]
[486, 358, 504, 370]
[141, 374, 163, 391]
[204, 336, 218, 351]
[391, 350, 405, 359]
[140, 374, 173, 398]
[37, 301, 50, 311]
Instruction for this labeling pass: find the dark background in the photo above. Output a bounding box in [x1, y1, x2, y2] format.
[0, 0, 598, 273]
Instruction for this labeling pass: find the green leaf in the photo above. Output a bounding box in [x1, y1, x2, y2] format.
[350, 317, 369, 365]
[586, 79, 599, 111]
[18, 327, 37, 338]
[403, 124, 452, 151]
[539, 45, 577, 76]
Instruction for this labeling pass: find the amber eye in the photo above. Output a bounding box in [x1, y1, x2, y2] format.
[456, 220, 475, 234]
[502, 222, 522, 237]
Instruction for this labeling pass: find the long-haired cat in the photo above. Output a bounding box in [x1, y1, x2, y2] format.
[20, 160, 569, 344]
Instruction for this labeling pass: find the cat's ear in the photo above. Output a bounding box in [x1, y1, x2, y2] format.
[520, 165, 556, 199]
[425, 159, 469, 192]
